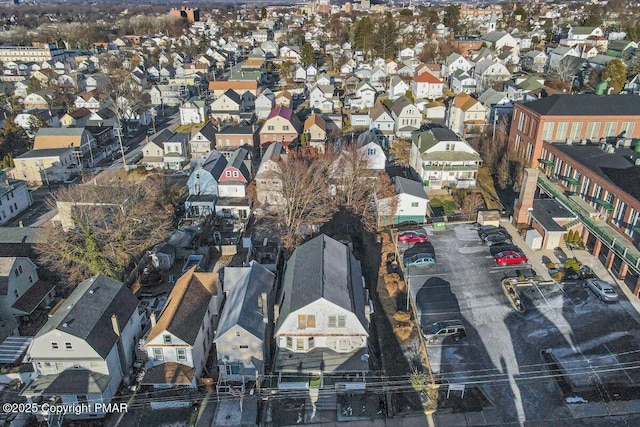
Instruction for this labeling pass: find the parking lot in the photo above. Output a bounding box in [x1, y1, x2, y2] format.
[398, 223, 640, 425]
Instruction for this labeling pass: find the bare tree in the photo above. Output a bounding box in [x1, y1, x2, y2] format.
[389, 138, 412, 168]
[461, 192, 485, 214]
[549, 56, 580, 84]
[328, 143, 398, 232]
[36, 176, 180, 286]
[272, 151, 337, 249]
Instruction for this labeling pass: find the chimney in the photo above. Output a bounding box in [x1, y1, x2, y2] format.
[150, 312, 157, 327]
[513, 168, 539, 225]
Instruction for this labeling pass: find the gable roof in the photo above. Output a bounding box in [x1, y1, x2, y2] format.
[391, 96, 415, 117]
[520, 94, 640, 116]
[147, 266, 218, 345]
[224, 147, 251, 181]
[394, 176, 428, 199]
[370, 103, 393, 122]
[413, 72, 442, 84]
[35, 275, 138, 359]
[195, 121, 217, 141]
[304, 113, 326, 132]
[276, 234, 366, 331]
[201, 150, 228, 179]
[208, 80, 257, 92]
[33, 127, 89, 150]
[215, 261, 275, 341]
[220, 89, 242, 105]
[452, 92, 481, 112]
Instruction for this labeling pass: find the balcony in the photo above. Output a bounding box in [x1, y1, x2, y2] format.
[422, 164, 479, 172]
[537, 175, 640, 274]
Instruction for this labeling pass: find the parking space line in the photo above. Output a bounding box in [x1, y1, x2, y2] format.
[604, 343, 633, 384]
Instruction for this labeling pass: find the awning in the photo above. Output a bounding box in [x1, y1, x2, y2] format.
[565, 177, 581, 186]
[539, 159, 554, 167]
[595, 198, 614, 211]
[0, 336, 31, 364]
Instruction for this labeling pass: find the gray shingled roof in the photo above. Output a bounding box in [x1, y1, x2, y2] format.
[35, 275, 138, 359]
[394, 176, 427, 199]
[226, 147, 251, 182]
[276, 235, 367, 332]
[521, 94, 640, 116]
[196, 121, 217, 141]
[215, 261, 275, 341]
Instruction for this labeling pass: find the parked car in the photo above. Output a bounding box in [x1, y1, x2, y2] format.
[584, 279, 619, 302]
[477, 225, 505, 237]
[398, 230, 428, 243]
[489, 243, 521, 256]
[494, 251, 528, 266]
[483, 233, 511, 244]
[403, 253, 437, 269]
[480, 229, 509, 240]
[424, 320, 466, 344]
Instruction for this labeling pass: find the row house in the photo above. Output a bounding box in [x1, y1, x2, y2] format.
[185, 151, 227, 217]
[149, 84, 190, 107]
[303, 113, 327, 153]
[446, 92, 489, 138]
[179, 97, 208, 125]
[255, 142, 287, 206]
[0, 173, 33, 225]
[309, 84, 339, 113]
[0, 255, 54, 319]
[189, 121, 217, 159]
[411, 72, 444, 101]
[391, 96, 421, 139]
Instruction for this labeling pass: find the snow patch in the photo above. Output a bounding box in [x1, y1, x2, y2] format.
[565, 396, 588, 404]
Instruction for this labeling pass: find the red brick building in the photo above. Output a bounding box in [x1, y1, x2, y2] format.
[508, 94, 640, 169]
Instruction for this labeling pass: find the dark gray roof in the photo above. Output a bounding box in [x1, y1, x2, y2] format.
[196, 121, 217, 141]
[15, 147, 74, 159]
[218, 124, 256, 135]
[430, 127, 462, 142]
[521, 94, 640, 116]
[530, 199, 575, 232]
[215, 261, 275, 341]
[226, 147, 251, 182]
[274, 347, 369, 373]
[22, 370, 111, 396]
[394, 176, 427, 199]
[35, 275, 138, 359]
[552, 142, 640, 200]
[276, 235, 367, 331]
[153, 128, 174, 144]
[202, 150, 228, 179]
[222, 89, 242, 104]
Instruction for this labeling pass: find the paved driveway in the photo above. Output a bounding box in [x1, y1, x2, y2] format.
[397, 223, 640, 425]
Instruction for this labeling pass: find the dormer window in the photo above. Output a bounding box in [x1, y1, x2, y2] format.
[163, 335, 172, 344]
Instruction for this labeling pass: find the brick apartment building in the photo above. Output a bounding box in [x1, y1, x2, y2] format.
[508, 95, 640, 169]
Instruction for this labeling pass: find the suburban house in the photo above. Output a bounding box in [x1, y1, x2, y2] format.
[255, 142, 287, 206]
[446, 92, 489, 138]
[309, 84, 339, 113]
[179, 97, 208, 125]
[218, 147, 251, 198]
[259, 106, 302, 149]
[412, 72, 444, 100]
[209, 89, 243, 122]
[31, 127, 98, 167]
[162, 132, 190, 170]
[141, 267, 219, 389]
[274, 90, 292, 108]
[214, 261, 276, 385]
[441, 53, 474, 79]
[74, 89, 109, 112]
[141, 139, 166, 169]
[189, 121, 218, 159]
[0, 256, 55, 318]
[215, 124, 258, 151]
[0, 173, 33, 224]
[59, 108, 92, 128]
[521, 50, 548, 74]
[274, 235, 370, 389]
[349, 80, 377, 110]
[11, 147, 79, 185]
[388, 75, 410, 101]
[377, 176, 428, 227]
[22, 275, 143, 419]
[410, 127, 482, 190]
[185, 150, 227, 217]
[473, 58, 511, 92]
[369, 103, 395, 137]
[391, 96, 422, 138]
[303, 113, 327, 153]
[480, 31, 518, 53]
[255, 88, 275, 119]
[208, 80, 258, 98]
[450, 70, 477, 94]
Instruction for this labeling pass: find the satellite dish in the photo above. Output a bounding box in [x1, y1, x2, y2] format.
[361, 353, 370, 362]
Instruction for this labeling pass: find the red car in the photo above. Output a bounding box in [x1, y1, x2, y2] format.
[494, 251, 528, 266]
[398, 230, 428, 243]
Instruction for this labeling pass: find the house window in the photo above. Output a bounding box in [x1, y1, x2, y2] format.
[329, 315, 346, 328]
[224, 365, 240, 375]
[236, 330, 241, 337]
[240, 345, 248, 349]
[298, 314, 315, 329]
[267, 125, 274, 131]
[585, 122, 601, 140]
[177, 348, 187, 361]
[233, 171, 239, 177]
[51, 342, 59, 350]
[153, 348, 164, 361]
[555, 122, 569, 141]
[308, 337, 314, 349]
[226, 171, 232, 177]
[14, 268, 19, 277]
[65, 342, 72, 350]
[541, 122, 554, 141]
[569, 122, 583, 140]
[29, 275, 33, 283]
[283, 125, 289, 131]
[411, 202, 419, 208]
[368, 148, 376, 155]
[296, 338, 304, 350]
[286, 337, 293, 348]
[14, 289, 19, 298]
[163, 335, 172, 344]
[338, 315, 346, 327]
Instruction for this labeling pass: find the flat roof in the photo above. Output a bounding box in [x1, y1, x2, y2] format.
[550, 142, 640, 200]
[530, 199, 575, 232]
